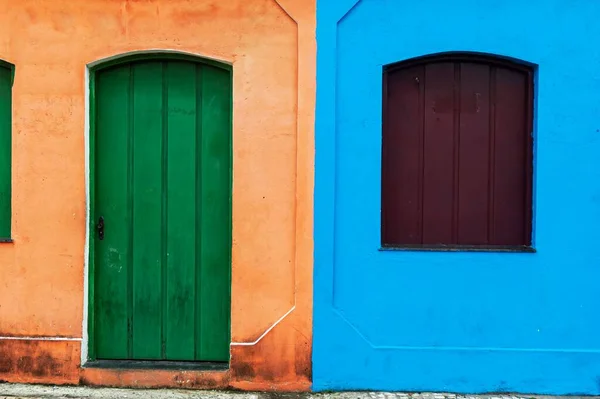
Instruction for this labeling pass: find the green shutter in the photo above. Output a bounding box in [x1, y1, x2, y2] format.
[0, 61, 12, 240]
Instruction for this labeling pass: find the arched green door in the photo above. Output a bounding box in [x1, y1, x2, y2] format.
[92, 58, 232, 362]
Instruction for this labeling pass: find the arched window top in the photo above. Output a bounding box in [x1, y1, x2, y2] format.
[0, 59, 13, 69]
[384, 52, 533, 74]
[0, 60, 14, 84]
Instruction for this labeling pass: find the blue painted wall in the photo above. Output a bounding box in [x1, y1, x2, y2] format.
[314, 0, 600, 394]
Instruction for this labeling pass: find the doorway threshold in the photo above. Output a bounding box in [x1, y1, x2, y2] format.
[83, 360, 228, 371]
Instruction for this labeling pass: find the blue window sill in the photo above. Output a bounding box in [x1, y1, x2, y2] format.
[379, 245, 536, 253]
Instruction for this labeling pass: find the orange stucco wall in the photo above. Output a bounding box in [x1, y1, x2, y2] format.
[0, 0, 314, 390]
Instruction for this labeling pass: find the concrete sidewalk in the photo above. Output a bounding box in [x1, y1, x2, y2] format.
[0, 385, 596, 399]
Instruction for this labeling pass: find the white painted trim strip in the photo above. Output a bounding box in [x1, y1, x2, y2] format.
[0, 336, 82, 341]
[230, 305, 295, 346]
[81, 64, 91, 364]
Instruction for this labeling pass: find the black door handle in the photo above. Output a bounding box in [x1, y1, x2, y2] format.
[97, 216, 105, 240]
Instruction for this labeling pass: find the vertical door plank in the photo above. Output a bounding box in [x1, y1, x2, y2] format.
[95, 66, 131, 359]
[493, 68, 527, 245]
[197, 65, 231, 361]
[131, 62, 164, 359]
[0, 66, 11, 237]
[165, 61, 197, 360]
[457, 63, 491, 244]
[422, 62, 455, 244]
[382, 66, 424, 245]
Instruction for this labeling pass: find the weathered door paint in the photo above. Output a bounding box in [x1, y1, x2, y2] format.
[92, 58, 232, 362]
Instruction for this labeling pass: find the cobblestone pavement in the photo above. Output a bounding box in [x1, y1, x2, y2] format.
[0, 384, 597, 399]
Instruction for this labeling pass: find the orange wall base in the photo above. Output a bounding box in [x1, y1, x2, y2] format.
[0, 340, 80, 385]
[79, 367, 230, 390]
[0, 321, 311, 390]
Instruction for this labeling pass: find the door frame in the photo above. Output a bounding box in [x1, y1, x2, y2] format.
[83, 51, 233, 364]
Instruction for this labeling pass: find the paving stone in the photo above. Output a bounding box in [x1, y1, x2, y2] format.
[1, 385, 599, 399]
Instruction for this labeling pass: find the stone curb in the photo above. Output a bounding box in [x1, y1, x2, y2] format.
[1, 385, 599, 399]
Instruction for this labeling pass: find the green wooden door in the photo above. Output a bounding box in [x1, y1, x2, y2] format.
[92, 58, 232, 362]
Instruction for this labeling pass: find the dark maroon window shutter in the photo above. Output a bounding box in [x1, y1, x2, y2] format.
[381, 54, 533, 249]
